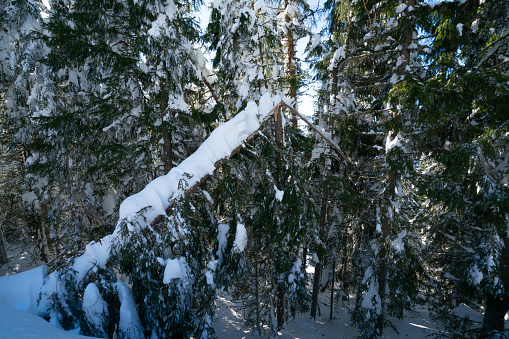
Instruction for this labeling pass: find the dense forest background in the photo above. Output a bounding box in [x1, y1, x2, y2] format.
[0, 0, 508, 338]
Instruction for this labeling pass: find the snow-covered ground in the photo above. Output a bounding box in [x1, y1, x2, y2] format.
[0, 290, 443, 339]
[0, 241, 452, 339]
[0, 244, 445, 339]
[212, 292, 445, 339]
[0, 302, 96, 339]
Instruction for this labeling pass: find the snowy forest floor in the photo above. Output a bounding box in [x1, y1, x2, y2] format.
[0, 241, 45, 277]
[0, 243, 479, 338]
[212, 291, 445, 338]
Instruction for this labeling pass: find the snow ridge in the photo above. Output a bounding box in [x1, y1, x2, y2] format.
[119, 92, 281, 223]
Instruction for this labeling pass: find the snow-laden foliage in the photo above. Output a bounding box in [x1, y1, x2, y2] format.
[0, 0, 508, 338]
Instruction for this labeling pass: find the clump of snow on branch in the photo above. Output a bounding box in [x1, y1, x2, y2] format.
[216, 223, 230, 264]
[82, 283, 108, 335]
[274, 185, 284, 202]
[393, 230, 407, 254]
[234, 223, 248, 253]
[163, 258, 188, 284]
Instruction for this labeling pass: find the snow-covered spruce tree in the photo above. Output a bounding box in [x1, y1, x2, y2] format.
[0, 0, 54, 262]
[110, 190, 219, 338]
[304, 0, 360, 321]
[207, 0, 312, 332]
[392, 0, 509, 336]
[311, 0, 429, 336]
[206, 0, 284, 118]
[8, 0, 223, 337]
[11, 0, 209, 265]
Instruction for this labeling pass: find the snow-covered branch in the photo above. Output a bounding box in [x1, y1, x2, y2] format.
[280, 102, 351, 163]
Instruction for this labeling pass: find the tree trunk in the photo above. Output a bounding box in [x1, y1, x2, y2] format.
[274, 105, 286, 330]
[277, 285, 285, 331]
[311, 188, 328, 319]
[0, 225, 8, 265]
[375, 1, 414, 334]
[310, 260, 322, 319]
[302, 243, 307, 271]
[161, 99, 173, 175]
[284, 0, 298, 128]
[376, 170, 396, 335]
[255, 261, 262, 335]
[483, 239, 509, 332]
[34, 204, 50, 263]
[483, 294, 509, 332]
[330, 259, 335, 320]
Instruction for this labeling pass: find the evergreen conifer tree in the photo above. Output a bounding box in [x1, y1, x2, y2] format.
[390, 0, 509, 335]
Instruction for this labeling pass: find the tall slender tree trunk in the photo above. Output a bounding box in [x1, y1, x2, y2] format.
[310, 259, 322, 319]
[330, 259, 335, 320]
[255, 261, 262, 335]
[376, 171, 395, 334]
[284, 0, 298, 128]
[311, 188, 328, 319]
[274, 106, 286, 330]
[302, 243, 307, 271]
[35, 211, 49, 263]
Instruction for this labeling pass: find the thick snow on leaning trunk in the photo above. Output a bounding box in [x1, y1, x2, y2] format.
[119, 92, 281, 222]
[0, 93, 282, 327]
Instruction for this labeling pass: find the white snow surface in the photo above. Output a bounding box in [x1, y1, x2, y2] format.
[0, 265, 46, 313]
[216, 223, 230, 263]
[385, 131, 405, 153]
[453, 303, 483, 323]
[163, 257, 187, 283]
[395, 3, 407, 14]
[274, 185, 284, 202]
[0, 302, 97, 339]
[393, 230, 407, 254]
[212, 290, 447, 338]
[234, 223, 247, 253]
[82, 283, 107, 330]
[115, 281, 144, 337]
[469, 264, 483, 285]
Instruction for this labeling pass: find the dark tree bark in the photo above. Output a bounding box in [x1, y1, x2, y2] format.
[0, 226, 7, 265]
[310, 260, 322, 319]
[311, 188, 328, 319]
[483, 239, 509, 332]
[160, 99, 173, 175]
